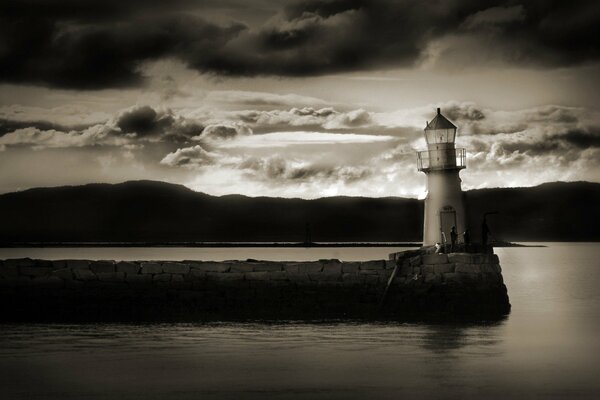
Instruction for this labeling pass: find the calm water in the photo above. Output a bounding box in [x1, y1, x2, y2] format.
[1, 243, 599, 399]
[0, 246, 415, 262]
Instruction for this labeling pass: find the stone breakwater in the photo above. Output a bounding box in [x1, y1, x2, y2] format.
[0, 250, 510, 322]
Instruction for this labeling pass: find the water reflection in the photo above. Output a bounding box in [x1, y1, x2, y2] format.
[1, 244, 600, 400]
[419, 320, 505, 354]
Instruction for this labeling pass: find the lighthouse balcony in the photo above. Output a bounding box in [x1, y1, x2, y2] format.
[417, 148, 466, 172]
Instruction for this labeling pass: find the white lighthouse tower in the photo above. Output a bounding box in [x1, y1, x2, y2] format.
[417, 108, 467, 246]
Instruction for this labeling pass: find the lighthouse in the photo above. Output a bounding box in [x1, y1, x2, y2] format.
[417, 108, 467, 246]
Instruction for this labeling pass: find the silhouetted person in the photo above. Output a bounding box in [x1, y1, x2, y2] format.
[463, 229, 471, 245]
[450, 226, 457, 251]
[482, 217, 490, 250]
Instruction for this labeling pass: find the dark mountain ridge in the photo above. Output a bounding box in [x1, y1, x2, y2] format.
[0, 180, 598, 243]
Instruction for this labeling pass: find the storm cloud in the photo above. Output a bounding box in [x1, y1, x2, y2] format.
[1, 0, 599, 88]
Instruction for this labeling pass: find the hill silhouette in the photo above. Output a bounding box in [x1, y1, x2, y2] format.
[0, 180, 598, 243]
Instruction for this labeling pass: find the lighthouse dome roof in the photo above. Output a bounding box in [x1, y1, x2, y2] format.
[425, 109, 457, 130]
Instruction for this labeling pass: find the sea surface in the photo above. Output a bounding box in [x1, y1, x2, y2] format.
[0, 246, 414, 262]
[1, 243, 599, 400]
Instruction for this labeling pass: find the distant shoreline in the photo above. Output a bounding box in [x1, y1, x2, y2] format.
[0, 241, 546, 248]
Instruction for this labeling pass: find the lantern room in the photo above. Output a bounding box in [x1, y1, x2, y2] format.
[425, 108, 457, 145]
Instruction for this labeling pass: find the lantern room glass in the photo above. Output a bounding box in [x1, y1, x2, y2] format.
[425, 128, 456, 144]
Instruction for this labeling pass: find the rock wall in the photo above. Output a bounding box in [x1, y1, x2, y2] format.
[0, 251, 510, 322]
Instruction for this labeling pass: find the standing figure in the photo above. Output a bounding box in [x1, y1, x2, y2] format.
[481, 217, 490, 249]
[450, 226, 457, 251]
[463, 228, 471, 245]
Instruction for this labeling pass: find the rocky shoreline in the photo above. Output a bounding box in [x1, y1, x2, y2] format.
[0, 249, 510, 322]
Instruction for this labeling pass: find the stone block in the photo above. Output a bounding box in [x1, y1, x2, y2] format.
[433, 264, 455, 274]
[187, 269, 206, 280]
[35, 260, 54, 268]
[229, 264, 254, 273]
[421, 254, 449, 264]
[51, 260, 67, 269]
[378, 270, 393, 280]
[19, 266, 52, 277]
[286, 272, 311, 282]
[282, 263, 300, 273]
[360, 260, 385, 270]
[455, 263, 481, 274]
[65, 279, 84, 289]
[422, 265, 435, 274]
[251, 262, 283, 272]
[409, 255, 422, 266]
[73, 269, 97, 281]
[399, 265, 413, 276]
[32, 276, 64, 289]
[319, 258, 341, 263]
[358, 269, 379, 275]
[52, 268, 74, 280]
[322, 262, 342, 275]
[153, 273, 172, 282]
[310, 272, 341, 282]
[189, 262, 231, 273]
[244, 271, 271, 281]
[456, 272, 481, 283]
[207, 272, 244, 282]
[4, 258, 35, 268]
[140, 262, 162, 274]
[317, 281, 345, 288]
[0, 276, 31, 287]
[269, 271, 289, 281]
[296, 262, 323, 273]
[341, 262, 360, 273]
[97, 272, 125, 282]
[385, 260, 397, 269]
[361, 274, 379, 285]
[442, 272, 460, 283]
[66, 260, 90, 270]
[341, 273, 360, 284]
[492, 263, 502, 273]
[413, 267, 421, 275]
[0, 265, 19, 278]
[480, 264, 495, 274]
[447, 253, 473, 264]
[393, 276, 406, 285]
[470, 255, 484, 264]
[161, 262, 190, 274]
[482, 272, 502, 284]
[170, 278, 191, 289]
[127, 274, 152, 284]
[116, 261, 139, 275]
[424, 273, 441, 284]
[90, 261, 115, 274]
[253, 279, 286, 288]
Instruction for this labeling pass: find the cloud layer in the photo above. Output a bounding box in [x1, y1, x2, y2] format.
[1, 97, 599, 197]
[1, 0, 599, 88]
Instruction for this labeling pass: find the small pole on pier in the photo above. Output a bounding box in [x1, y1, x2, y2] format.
[378, 261, 400, 310]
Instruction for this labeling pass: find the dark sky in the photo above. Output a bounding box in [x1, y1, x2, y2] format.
[1, 0, 599, 197]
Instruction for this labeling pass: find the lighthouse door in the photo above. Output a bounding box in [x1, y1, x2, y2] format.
[439, 207, 457, 245]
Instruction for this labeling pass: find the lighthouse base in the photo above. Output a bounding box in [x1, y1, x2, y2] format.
[386, 248, 510, 319]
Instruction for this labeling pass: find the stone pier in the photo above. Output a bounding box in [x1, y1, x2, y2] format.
[0, 250, 510, 322]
